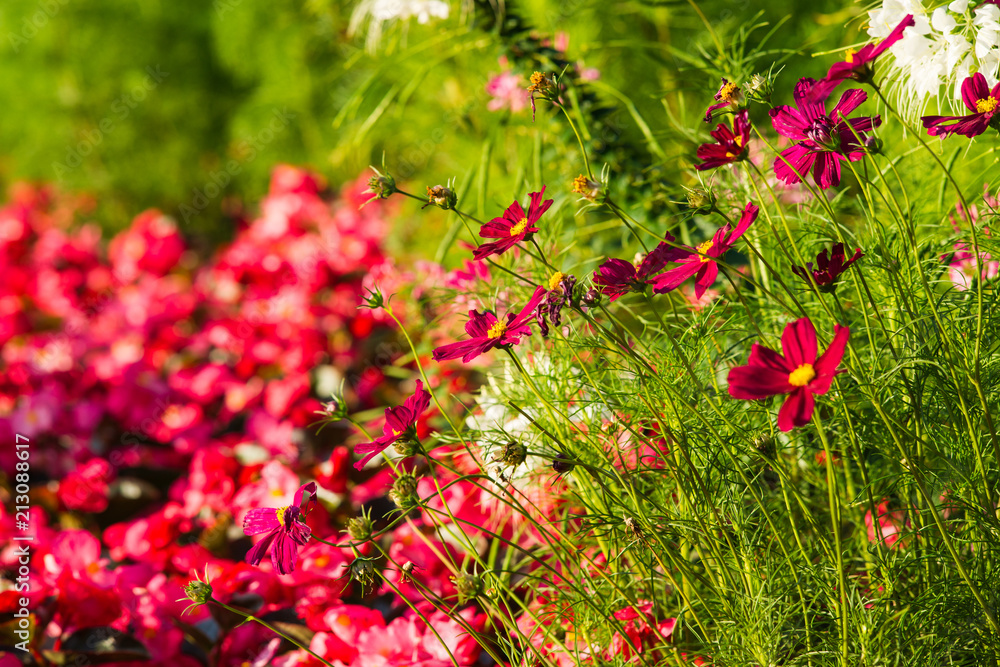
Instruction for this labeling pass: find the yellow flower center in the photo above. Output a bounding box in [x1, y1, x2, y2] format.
[275, 506, 289, 527]
[977, 97, 998, 114]
[695, 240, 714, 263]
[487, 320, 507, 339]
[548, 272, 565, 290]
[571, 175, 589, 194]
[788, 363, 816, 387]
[719, 81, 739, 101]
[509, 217, 529, 237]
[845, 48, 856, 64]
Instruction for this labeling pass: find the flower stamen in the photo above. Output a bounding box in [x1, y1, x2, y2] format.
[487, 320, 507, 339]
[719, 81, 739, 102]
[695, 240, 714, 263]
[509, 218, 529, 237]
[976, 97, 998, 114]
[788, 363, 816, 387]
[275, 506, 289, 527]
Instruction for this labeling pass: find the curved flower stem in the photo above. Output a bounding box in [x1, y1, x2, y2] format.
[529, 237, 559, 272]
[605, 199, 655, 253]
[209, 597, 337, 667]
[556, 102, 594, 180]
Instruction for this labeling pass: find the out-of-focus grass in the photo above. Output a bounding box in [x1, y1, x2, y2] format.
[1, 0, 849, 247]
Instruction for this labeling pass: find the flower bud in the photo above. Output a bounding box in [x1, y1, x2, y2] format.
[360, 286, 386, 310]
[317, 396, 349, 421]
[581, 287, 601, 308]
[393, 435, 422, 457]
[348, 515, 373, 541]
[744, 73, 773, 103]
[864, 135, 883, 155]
[349, 556, 377, 591]
[686, 188, 716, 212]
[184, 579, 213, 606]
[552, 452, 575, 474]
[365, 168, 397, 202]
[425, 184, 457, 210]
[495, 440, 528, 468]
[390, 473, 419, 509]
[451, 571, 482, 604]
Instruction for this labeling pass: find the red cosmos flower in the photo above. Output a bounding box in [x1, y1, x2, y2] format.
[243, 481, 317, 575]
[922, 73, 1000, 138]
[703, 78, 742, 122]
[727, 317, 850, 432]
[809, 15, 915, 102]
[592, 234, 686, 301]
[650, 203, 758, 299]
[696, 110, 751, 170]
[432, 286, 547, 362]
[770, 78, 881, 189]
[473, 188, 553, 260]
[353, 380, 431, 469]
[790, 243, 864, 292]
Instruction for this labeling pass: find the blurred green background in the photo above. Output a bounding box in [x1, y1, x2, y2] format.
[1, 0, 850, 248]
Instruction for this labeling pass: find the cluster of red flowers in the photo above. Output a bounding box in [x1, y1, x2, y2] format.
[0, 169, 502, 666]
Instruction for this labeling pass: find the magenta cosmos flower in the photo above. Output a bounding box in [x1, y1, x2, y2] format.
[770, 79, 881, 189]
[243, 481, 317, 575]
[922, 73, 1000, 139]
[696, 110, 751, 170]
[354, 380, 431, 470]
[809, 15, 915, 102]
[791, 243, 864, 292]
[433, 286, 547, 362]
[592, 233, 686, 301]
[728, 318, 850, 432]
[473, 188, 553, 261]
[650, 203, 758, 299]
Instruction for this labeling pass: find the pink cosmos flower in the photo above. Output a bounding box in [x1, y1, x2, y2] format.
[696, 110, 751, 170]
[432, 287, 547, 363]
[790, 243, 864, 292]
[865, 499, 908, 549]
[243, 481, 317, 575]
[809, 15, 915, 101]
[945, 242, 999, 291]
[922, 72, 1000, 138]
[650, 203, 758, 299]
[354, 380, 431, 469]
[727, 317, 850, 432]
[472, 188, 553, 260]
[592, 234, 685, 301]
[486, 71, 531, 113]
[770, 79, 881, 189]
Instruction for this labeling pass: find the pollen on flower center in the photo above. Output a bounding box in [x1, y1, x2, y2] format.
[509, 218, 529, 237]
[275, 506, 289, 527]
[788, 363, 816, 387]
[976, 97, 998, 114]
[719, 81, 738, 101]
[696, 240, 714, 262]
[487, 320, 507, 339]
[844, 48, 856, 64]
[548, 272, 565, 290]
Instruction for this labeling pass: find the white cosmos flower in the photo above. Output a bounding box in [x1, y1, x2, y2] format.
[349, 0, 450, 50]
[868, 0, 1000, 120]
